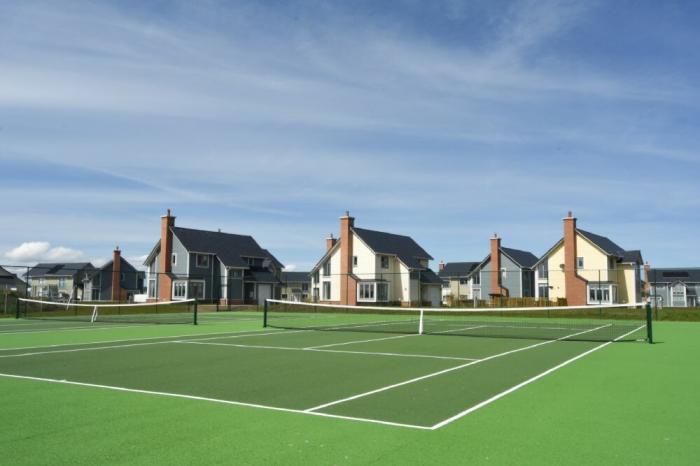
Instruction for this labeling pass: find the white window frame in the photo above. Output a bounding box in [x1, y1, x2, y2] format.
[357, 282, 389, 302]
[172, 280, 187, 300]
[189, 280, 206, 300]
[671, 283, 687, 307]
[380, 256, 390, 269]
[322, 261, 331, 276]
[147, 279, 157, 298]
[171, 253, 177, 266]
[587, 284, 616, 305]
[322, 281, 331, 300]
[195, 254, 210, 269]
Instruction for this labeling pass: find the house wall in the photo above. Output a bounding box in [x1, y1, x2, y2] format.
[500, 254, 523, 297]
[421, 285, 441, 307]
[478, 259, 492, 299]
[313, 246, 341, 302]
[575, 236, 610, 282]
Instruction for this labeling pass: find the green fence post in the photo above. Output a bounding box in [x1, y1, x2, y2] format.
[263, 300, 268, 328]
[646, 302, 653, 344]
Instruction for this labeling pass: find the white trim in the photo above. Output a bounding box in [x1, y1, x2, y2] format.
[172, 280, 187, 300]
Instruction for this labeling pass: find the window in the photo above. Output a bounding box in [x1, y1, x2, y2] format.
[281, 294, 288, 299]
[189, 281, 205, 300]
[537, 263, 548, 279]
[230, 269, 243, 279]
[380, 256, 390, 269]
[120, 273, 125, 282]
[58, 277, 67, 288]
[538, 284, 549, 299]
[323, 282, 331, 300]
[359, 283, 374, 300]
[501, 268, 507, 281]
[358, 282, 389, 302]
[577, 257, 584, 269]
[588, 284, 614, 304]
[376, 283, 388, 301]
[171, 253, 177, 266]
[302, 283, 309, 291]
[322, 261, 331, 276]
[472, 272, 480, 285]
[313, 270, 320, 282]
[459, 278, 468, 285]
[353, 256, 358, 267]
[608, 257, 616, 270]
[410, 270, 420, 280]
[172, 281, 187, 300]
[148, 279, 157, 298]
[312, 287, 320, 301]
[196, 254, 209, 268]
[672, 284, 686, 307]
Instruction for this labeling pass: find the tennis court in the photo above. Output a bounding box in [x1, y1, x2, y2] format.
[0, 300, 650, 430]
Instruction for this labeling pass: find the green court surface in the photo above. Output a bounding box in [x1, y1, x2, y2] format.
[0, 312, 698, 465]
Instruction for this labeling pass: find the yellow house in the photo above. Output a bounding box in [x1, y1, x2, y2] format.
[533, 212, 643, 306]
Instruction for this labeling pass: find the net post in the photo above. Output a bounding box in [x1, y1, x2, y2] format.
[263, 299, 268, 328]
[645, 301, 653, 344]
[15, 296, 21, 319]
[418, 309, 424, 335]
[193, 300, 198, 325]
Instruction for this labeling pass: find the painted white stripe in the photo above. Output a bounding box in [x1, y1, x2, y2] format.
[176, 340, 477, 362]
[304, 324, 612, 413]
[0, 372, 430, 430]
[429, 324, 647, 430]
[0, 328, 283, 352]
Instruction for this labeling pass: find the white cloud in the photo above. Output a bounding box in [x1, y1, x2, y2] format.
[283, 264, 297, 271]
[4, 241, 84, 263]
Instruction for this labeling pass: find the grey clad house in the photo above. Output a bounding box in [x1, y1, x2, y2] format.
[25, 262, 96, 300]
[83, 248, 145, 301]
[144, 210, 283, 305]
[0, 266, 26, 293]
[646, 267, 700, 308]
[467, 235, 538, 300]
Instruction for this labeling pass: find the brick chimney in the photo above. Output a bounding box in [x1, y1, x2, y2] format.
[111, 246, 122, 301]
[158, 209, 175, 301]
[643, 262, 652, 296]
[339, 211, 357, 305]
[326, 233, 337, 252]
[490, 234, 503, 297]
[563, 211, 587, 305]
[438, 261, 445, 271]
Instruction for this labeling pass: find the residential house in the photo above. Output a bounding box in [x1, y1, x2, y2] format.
[83, 247, 145, 301]
[0, 266, 26, 293]
[437, 261, 480, 303]
[467, 235, 538, 300]
[533, 212, 643, 305]
[144, 210, 284, 305]
[280, 271, 311, 302]
[645, 266, 699, 308]
[310, 212, 442, 307]
[25, 262, 96, 300]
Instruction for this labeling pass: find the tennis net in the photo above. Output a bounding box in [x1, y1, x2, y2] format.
[18, 298, 198, 325]
[264, 300, 652, 343]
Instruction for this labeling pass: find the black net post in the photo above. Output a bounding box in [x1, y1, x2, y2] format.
[263, 299, 268, 328]
[193, 300, 198, 325]
[646, 301, 653, 344]
[15, 296, 21, 319]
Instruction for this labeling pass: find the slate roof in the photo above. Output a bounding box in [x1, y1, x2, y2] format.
[281, 271, 311, 283]
[26, 263, 94, 278]
[501, 247, 539, 269]
[0, 266, 15, 278]
[246, 270, 281, 284]
[438, 262, 480, 279]
[419, 268, 443, 285]
[353, 227, 433, 269]
[170, 226, 283, 269]
[647, 268, 700, 283]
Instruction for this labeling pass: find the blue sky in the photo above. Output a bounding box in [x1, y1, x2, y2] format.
[1, 0, 699, 270]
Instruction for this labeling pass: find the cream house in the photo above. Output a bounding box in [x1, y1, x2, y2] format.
[310, 212, 442, 307]
[533, 212, 643, 305]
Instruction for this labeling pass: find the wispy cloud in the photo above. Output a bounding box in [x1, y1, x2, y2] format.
[4, 242, 84, 263]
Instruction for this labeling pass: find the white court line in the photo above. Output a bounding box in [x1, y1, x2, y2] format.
[0, 324, 155, 335]
[176, 340, 477, 362]
[0, 329, 307, 358]
[429, 324, 647, 430]
[304, 325, 487, 350]
[0, 372, 430, 430]
[304, 324, 612, 413]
